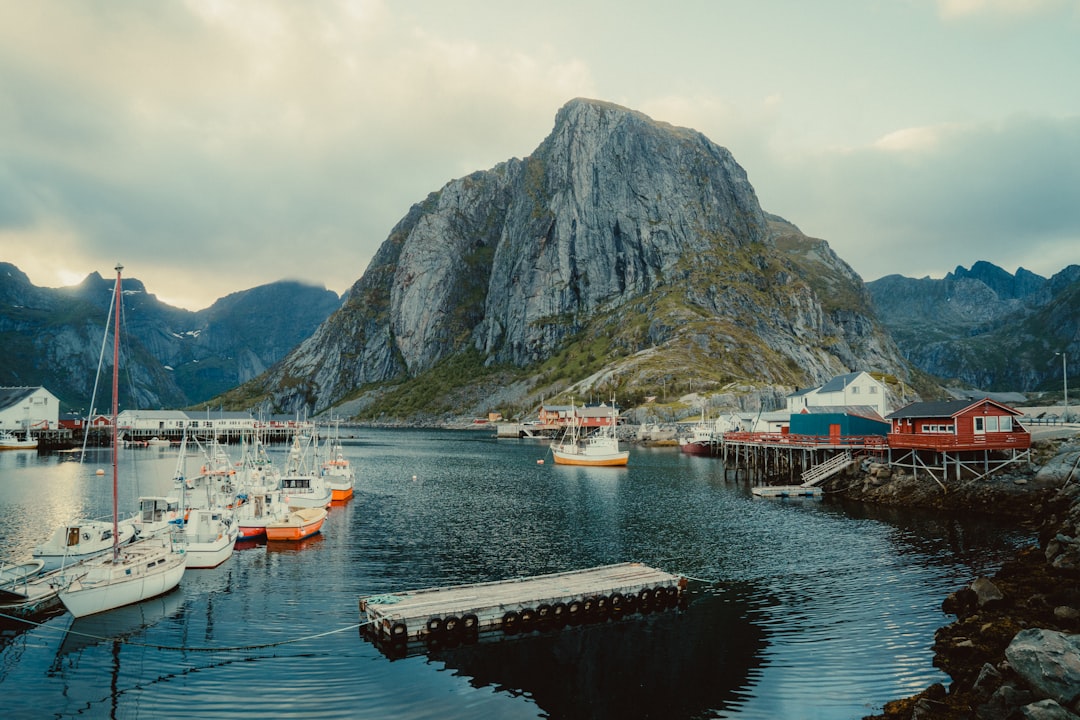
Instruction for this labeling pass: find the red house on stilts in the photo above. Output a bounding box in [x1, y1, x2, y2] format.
[885, 398, 1031, 486]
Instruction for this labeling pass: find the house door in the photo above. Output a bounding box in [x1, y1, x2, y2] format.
[829, 424, 841, 442]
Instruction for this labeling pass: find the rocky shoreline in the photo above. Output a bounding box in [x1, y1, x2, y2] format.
[833, 436, 1080, 720]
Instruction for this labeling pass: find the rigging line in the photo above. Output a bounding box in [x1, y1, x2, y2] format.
[80, 277, 118, 458]
[0, 611, 369, 652]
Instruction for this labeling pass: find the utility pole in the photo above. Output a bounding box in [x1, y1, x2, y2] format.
[1056, 351, 1069, 422]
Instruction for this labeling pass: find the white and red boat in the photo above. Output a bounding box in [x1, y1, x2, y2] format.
[266, 507, 327, 542]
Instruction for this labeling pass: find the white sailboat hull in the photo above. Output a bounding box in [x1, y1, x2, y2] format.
[58, 537, 187, 618]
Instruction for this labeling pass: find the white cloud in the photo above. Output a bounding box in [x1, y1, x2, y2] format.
[1, 1, 1077, 309]
[935, 0, 1075, 19]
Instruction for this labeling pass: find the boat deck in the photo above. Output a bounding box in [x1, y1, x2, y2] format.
[359, 562, 685, 646]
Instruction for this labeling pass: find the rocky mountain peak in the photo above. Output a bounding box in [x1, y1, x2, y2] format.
[231, 98, 908, 418]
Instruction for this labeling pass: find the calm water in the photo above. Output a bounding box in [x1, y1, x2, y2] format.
[0, 429, 1032, 720]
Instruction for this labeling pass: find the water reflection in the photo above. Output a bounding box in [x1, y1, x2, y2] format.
[369, 585, 767, 720]
[51, 587, 184, 666]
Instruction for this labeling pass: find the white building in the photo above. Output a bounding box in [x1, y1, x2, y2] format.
[0, 386, 59, 433]
[116, 410, 257, 435]
[116, 410, 190, 434]
[786, 371, 889, 417]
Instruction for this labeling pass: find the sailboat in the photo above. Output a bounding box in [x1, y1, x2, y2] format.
[552, 400, 629, 467]
[58, 263, 187, 619]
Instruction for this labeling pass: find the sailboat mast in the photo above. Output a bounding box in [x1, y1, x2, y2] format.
[112, 263, 122, 562]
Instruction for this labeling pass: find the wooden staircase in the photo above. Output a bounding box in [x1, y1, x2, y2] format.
[800, 451, 857, 487]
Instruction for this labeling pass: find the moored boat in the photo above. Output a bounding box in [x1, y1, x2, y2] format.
[57, 264, 187, 618]
[58, 535, 187, 618]
[0, 431, 37, 450]
[0, 560, 68, 617]
[552, 401, 629, 467]
[33, 518, 137, 572]
[280, 432, 331, 509]
[265, 507, 327, 542]
[179, 507, 238, 568]
[234, 485, 291, 541]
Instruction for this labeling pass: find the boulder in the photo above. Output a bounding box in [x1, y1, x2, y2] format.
[971, 577, 1005, 608]
[1014, 698, 1080, 720]
[1004, 628, 1080, 707]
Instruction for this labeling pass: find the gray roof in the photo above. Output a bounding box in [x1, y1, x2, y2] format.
[886, 398, 1021, 420]
[0, 386, 39, 412]
[818, 372, 863, 394]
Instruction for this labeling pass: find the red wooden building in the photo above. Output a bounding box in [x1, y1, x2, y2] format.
[538, 404, 619, 429]
[885, 399, 1031, 483]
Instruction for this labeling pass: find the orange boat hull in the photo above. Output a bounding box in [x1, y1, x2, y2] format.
[330, 487, 353, 501]
[551, 452, 629, 467]
[265, 508, 327, 542]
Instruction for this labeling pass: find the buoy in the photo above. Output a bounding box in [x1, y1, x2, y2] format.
[95, 468, 105, 476]
[412, 475, 417, 481]
[537, 459, 544, 464]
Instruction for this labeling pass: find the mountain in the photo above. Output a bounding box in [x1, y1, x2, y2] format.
[0, 263, 340, 410]
[222, 98, 912, 421]
[866, 262, 1080, 391]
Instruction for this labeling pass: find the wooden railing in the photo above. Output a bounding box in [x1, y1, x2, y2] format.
[721, 432, 887, 448]
[886, 431, 1031, 450]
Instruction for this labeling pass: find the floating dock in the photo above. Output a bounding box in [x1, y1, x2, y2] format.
[751, 485, 823, 498]
[359, 562, 686, 647]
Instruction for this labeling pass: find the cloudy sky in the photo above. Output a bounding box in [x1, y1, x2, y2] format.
[2, 0, 1078, 310]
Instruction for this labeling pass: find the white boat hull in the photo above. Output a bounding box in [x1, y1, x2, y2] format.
[181, 509, 239, 568]
[58, 538, 187, 618]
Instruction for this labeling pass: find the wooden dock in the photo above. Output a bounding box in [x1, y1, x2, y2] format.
[750, 485, 823, 498]
[359, 562, 686, 647]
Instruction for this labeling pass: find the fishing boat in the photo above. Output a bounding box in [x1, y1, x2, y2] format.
[164, 431, 238, 567]
[131, 495, 183, 539]
[234, 485, 291, 541]
[0, 430, 37, 450]
[179, 507, 238, 568]
[551, 401, 629, 467]
[679, 412, 741, 456]
[57, 264, 187, 619]
[321, 419, 354, 502]
[265, 507, 327, 542]
[280, 432, 331, 509]
[679, 408, 716, 456]
[232, 433, 290, 540]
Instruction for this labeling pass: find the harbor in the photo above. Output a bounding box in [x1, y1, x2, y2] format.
[0, 427, 1038, 720]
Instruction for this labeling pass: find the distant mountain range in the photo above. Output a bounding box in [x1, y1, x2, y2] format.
[4, 100, 1075, 421]
[867, 261, 1079, 393]
[0, 263, 340, 411]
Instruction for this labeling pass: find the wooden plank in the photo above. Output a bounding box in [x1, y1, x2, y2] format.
[359, 562, 685, 645]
